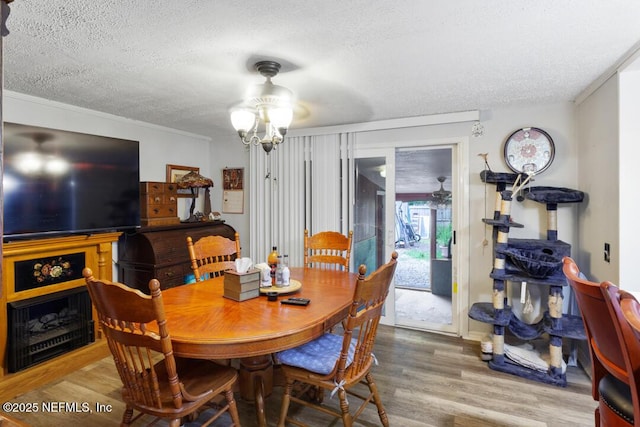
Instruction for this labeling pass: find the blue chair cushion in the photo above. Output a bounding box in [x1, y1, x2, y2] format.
[184, 273, 206, 284]
[276, 333, 357, 375]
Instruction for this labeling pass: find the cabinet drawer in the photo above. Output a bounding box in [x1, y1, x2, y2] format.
[155, 265, 191, 288]
[141, 181, 178, 195]
[151, 240, 185, 264]
[141, 217, 180, 227]
[141, 203, 178, 218]
[142, 193, 177, 206]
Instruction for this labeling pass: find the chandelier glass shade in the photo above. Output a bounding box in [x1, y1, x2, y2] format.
[230, 61, 294, 154]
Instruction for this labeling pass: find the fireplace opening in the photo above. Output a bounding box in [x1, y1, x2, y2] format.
[7, 287, 94, 373]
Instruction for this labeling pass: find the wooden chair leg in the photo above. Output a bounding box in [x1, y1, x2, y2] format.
[366, 372, 389, 427]
[338, 387, 353, 427]
[120, 406, 134, 427]
[278, 379, 294, 427]
[225, 389, 241, 426]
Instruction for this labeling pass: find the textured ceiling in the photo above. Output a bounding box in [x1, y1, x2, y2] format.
[4, 1, 640, 141]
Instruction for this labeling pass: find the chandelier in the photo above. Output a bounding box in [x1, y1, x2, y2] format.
[230, 61, 294, 154]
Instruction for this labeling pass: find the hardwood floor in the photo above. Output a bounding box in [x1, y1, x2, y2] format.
[5, 326, 596, 426]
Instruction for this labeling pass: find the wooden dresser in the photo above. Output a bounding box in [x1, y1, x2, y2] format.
[117, 221, 237, 291]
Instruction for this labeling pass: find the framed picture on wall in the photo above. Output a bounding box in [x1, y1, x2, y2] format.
[166, 164, 199, 198]
[222, 168, 244, 213]
[222, 167, 244, 190]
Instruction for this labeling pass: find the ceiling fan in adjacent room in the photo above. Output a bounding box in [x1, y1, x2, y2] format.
[428, 176, 452, 207]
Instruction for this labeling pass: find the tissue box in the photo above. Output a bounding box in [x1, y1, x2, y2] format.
[224, 269, 260, 301]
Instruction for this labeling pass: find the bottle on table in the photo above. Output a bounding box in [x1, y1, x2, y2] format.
[268, 246, 278, 286]
[282, 254, 290, 285]
[275, 255, 284, 287]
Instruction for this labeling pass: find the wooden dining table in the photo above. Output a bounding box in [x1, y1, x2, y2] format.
[158, 267, 357, 427]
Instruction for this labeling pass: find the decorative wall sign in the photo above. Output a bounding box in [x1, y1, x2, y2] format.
[222, 168, 244, 213]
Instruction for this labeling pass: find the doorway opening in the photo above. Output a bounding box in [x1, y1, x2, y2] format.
[352, 144, 459, 334]
[394, 148, 453, 331]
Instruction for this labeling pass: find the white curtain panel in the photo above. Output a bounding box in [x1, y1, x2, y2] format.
[249, 133, 353, 268]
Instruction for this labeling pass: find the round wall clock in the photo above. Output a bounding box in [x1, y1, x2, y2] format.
[503, 127, 555, 174]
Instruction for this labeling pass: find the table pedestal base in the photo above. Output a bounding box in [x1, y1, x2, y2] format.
[239, 355, 273, 400]
[240, 355, 274, 427]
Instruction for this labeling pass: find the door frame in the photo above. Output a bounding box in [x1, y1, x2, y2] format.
[353, 137, 470, 336]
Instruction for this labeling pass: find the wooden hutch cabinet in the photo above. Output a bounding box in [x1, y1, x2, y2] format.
[117, 221, 237, 291]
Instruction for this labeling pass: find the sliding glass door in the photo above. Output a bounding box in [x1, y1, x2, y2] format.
[393, 147, 455, 334]
[352, 144, 460, 334]
[353, 148, 396, 325]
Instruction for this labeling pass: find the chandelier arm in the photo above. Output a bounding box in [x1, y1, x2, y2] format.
[239, 133, 262, 146]
[238, 115, 263, 146]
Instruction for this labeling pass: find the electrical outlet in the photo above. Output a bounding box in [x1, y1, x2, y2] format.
[604, 243, 611, 263]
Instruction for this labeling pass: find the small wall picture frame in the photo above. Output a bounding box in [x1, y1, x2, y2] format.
[222, 167, 244, 213]
[222, 167, 244, 191]
[166, 164, 199, 198]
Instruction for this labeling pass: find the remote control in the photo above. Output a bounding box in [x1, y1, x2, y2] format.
[288, 297, 310, 303]
[281, 298, 310, 306]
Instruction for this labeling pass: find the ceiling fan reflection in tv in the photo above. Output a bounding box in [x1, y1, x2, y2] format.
[3, 123, 141, 241]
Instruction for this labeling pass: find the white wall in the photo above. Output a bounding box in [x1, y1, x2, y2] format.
[575, 77, 620, 285]
[619, 68, 640, 290]
[205, 137, 251, 257]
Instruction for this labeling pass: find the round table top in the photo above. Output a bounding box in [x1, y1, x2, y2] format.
[159, 267, 356, 359]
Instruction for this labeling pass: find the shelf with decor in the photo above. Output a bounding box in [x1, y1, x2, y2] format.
[469, 169, 586, 387]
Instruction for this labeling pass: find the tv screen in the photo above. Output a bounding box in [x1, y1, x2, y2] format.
[3, 123, 140, 241]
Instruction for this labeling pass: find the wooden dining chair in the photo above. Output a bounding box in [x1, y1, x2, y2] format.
[304, 229, 353, 270]
[563, 256, 631, 427]
[82, 268, 241, 427]
[276, 252, 398, 427]
[610, 289, 640, 426]
[187, 232, 241, 281]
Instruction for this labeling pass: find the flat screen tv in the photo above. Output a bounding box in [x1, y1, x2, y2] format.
[3, 122, 140, 241]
